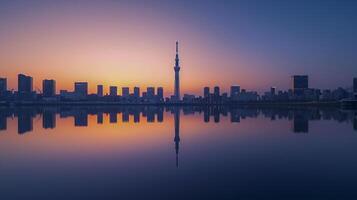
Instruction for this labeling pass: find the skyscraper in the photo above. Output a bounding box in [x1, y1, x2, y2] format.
[122, 87, 129, 97]
[147, 87, 155, 98]
[97, 85, 103, 97]
[173, 41, 180, 101]
[270, 87, 276, 95]
[18, 74, 33, 93]
[204, 87, 210, 98]
[157, 87, 164, 99]
[74, 82, 88, 97]
[110, 86, 117, 96]
[134, 87, 140, 98]
[230, 85, 240, 98]
[42, 79, 56, 97]
[0, 78, 7, 94]
[292, 75, 308, 95]
[214, 86, 220, 97]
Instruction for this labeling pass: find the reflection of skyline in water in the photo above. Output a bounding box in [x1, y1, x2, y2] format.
[0, 106, 356, 135]
[1, 106, 357, 199]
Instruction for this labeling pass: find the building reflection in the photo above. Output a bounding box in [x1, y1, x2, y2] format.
[0, 113, 7, 131]
[109, 112, 117, 123]
[0, 106, 354, 135]
[97, 112, 103, 124]
[74, 111, 88, 127]
[17, 109, 34, 134]
[43, 109, 56, 129]
[292, 112, 309, 133]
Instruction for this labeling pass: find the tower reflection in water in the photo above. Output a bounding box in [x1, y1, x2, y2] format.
[174, 107, 180, 168]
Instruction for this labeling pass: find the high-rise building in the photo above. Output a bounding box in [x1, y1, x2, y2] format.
[157, 87, 164, 99]
[230, 86, 240, 98]
[97, 85, 103, 97]
[122, 87, 129, 97]
[109, 86, 117, 96]
[292, 75, 308, 95]
[204, 87, 210, 98]
[18, 74, 33, 93]
[42, 79, 56, 97]
[0, 78, 7, 94]
[173, 41, 180, 101]
[74, 82, 88, 96]
[147, 87, 155, 98]
[270, 87, 276, 95]
[134, 87, 140, 98]
[214, 86, 220, 97]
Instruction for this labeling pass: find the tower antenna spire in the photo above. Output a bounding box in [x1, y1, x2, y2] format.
[173, 41, 181, 101]
[176, 41, 178, 54]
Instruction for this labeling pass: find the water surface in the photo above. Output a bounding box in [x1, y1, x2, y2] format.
[0, 106, 357, 199]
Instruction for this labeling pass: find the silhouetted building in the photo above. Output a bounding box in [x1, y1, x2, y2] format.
[42, 79, 56, 97]
[74, 82, 88, 97]
[147, 87, 155, 98]
[134, 87, 140, 98]
[173, 41, 181, 101]
[214, 86, 220, 97]
[110, 86, 117, 96]
[271, 87, 276, 95]
[43, 110, 56, 129]
[97, 85, 103, 97]
[18, 74, 33, 93]
[230, 85, 240, 98]
[122, 87, 129, 97]
[292, 75, 308, 95]
[204, 87, 210, 98]
[157, 87, 164, 99]
[0, 78, 7, 94]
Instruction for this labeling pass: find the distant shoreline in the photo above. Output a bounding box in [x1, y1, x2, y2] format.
[0, 101, 343, 107]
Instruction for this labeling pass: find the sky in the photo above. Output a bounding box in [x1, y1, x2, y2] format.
[0, 0, 357, 95]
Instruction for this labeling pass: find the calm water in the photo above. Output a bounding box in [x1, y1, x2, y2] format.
[0, 106, 357, 199]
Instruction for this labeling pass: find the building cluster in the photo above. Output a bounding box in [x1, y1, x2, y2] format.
[0, 42, 356, 104]
[0, 74, 165, 103]
[261, 76, 357, 102]
[0, 74, 356, 104]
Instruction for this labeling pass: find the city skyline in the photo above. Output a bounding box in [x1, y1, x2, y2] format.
[1, 1, 357, 94]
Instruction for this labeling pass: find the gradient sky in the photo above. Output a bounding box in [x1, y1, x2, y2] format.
[1, 0, 357, 95]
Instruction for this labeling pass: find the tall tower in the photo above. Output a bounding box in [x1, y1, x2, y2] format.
[174, 41, 180, 101]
